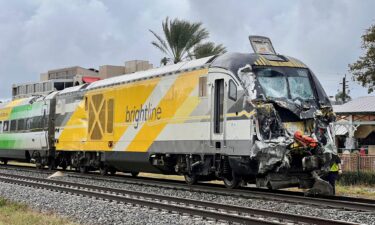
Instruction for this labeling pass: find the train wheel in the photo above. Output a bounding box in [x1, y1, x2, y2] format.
[109, 168, 116, 175]
[100, 166, 108, 176]
[184, 173, 197, 185]
[131, 172, 139, 177]
[79, 166, 87, 174]
[36, 163, 43, 170]
[60, 161, 67, 171]
[223, 172, 240, 189]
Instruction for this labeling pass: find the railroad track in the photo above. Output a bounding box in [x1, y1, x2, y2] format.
[2, 164, 375, 212]
[0, 172, 356, 225]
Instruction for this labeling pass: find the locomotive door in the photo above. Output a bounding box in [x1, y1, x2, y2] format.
[40, 103, 49, 149]
[209, 73, 228, 149]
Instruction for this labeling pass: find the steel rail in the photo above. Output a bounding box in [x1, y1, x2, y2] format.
[2, 164, 375, 212]
[0, 172, 357, 225]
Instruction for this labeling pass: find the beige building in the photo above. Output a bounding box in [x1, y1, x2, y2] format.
[333, 96, 375, 154]
[40, 66, 100, 81]
[99, 60, 153, 79]
[12, 60, 153, 99]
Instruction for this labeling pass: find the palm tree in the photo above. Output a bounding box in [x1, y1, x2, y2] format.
[150, 17, 209, 64]
[192, 42, 227, 59]
[160, 57, 170, 66]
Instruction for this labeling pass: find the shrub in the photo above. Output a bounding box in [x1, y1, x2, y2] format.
[338, 171, 375, 186]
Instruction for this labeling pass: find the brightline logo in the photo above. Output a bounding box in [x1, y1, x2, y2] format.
[125, 103, 162, 129]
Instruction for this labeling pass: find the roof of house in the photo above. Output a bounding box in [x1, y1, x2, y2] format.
[333, 96, 375, 114]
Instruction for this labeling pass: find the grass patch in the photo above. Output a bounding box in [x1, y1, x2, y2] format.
[0, 198, 77, 225]
[336, 184, 375, 199]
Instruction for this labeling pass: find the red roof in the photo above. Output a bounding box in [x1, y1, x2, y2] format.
[82, 76, 101, 83]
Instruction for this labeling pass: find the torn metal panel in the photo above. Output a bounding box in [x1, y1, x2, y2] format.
[255, 103, 285, 140]
[237, 65, 257, 101]
[250, 137, 292, 174]
[250, 103, 294, 174]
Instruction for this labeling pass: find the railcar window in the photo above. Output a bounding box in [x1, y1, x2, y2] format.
[228, 80, 237, 101]
[0, 121, 2, 133]
[17, 119, 25, 132]
[26, 118, 33, 130]
[31, 116, 42, 131]
[199, 76, 207, 97]
[3, 121, 9, 132]
[10, 120, 17, 132]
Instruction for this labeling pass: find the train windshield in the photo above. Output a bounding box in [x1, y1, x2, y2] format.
[254, 67, 315, 100]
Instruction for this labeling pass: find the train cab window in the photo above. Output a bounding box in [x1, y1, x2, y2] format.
[3, 121, 9, 132]
[199, 76, 207, 97]
[228, 80, 237, 101]
[10, 120, 17, 132]
[0, 121, 2, 133]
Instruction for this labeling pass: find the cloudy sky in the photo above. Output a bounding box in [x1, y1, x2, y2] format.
[0, 0, 374, 100]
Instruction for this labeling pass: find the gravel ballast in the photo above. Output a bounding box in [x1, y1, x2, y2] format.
[0, 167, 375, 225]
[0, 181, 218, 225]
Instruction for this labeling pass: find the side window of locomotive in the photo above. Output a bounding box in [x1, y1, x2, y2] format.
[228, 80, 237, 101]
[3, 121, 9, 132]
[10, 120, 17, 132]
[199, 76, 207, 97]
[0, 121, 2, 133]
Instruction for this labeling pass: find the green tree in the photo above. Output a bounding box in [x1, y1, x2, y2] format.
[335, 91, 351, 102]
[349, 24, 375, 93]
[191, 42, 227, 59]
[150, 17, 209, 64]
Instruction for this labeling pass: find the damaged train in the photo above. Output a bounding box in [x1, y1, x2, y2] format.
[0, 36, 337, 195]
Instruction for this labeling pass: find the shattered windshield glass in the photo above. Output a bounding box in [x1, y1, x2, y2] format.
[257, 69, 288, 98]
[255, 67, 315, 100]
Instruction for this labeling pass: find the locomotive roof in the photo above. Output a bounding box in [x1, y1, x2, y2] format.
[58, 52, 308, 95]
[0, 97, 35, 109]
[210, 52, 307, 76]
[86, 56, 215, 91]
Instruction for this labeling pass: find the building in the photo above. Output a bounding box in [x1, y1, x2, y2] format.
[99, 60, 153, 79]
[12, 60, 153, 99]
[332, 96, 375, 154]
[12, 66, 100, 99]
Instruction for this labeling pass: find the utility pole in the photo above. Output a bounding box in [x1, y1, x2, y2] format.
[340, 74, 349, 103]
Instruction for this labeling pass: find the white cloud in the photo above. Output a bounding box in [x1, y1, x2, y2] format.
[0, 0, 374, 99]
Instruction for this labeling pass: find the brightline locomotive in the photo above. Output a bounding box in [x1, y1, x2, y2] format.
[0, 36, 337, 194]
